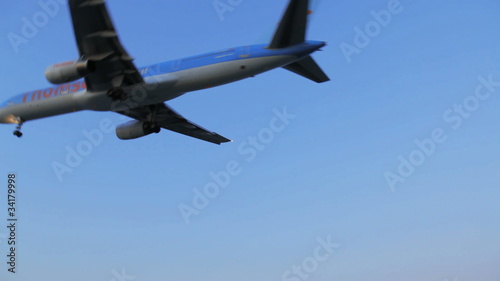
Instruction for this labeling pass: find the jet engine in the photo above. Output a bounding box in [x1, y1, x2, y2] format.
[45, 60, 93, 84]
[116, 120, 161, 140]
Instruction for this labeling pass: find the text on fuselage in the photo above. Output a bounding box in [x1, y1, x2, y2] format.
[22, 80, 87, 103]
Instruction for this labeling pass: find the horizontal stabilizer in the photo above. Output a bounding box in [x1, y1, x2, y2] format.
[283, 56, 330, 83]
[268, 0, 309, 49]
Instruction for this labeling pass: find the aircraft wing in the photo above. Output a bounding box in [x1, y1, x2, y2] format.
[69, 0, 143, 91]
[117, 103, 232, 145]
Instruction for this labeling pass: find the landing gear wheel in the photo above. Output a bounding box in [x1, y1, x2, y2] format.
[144, 122, 161, 134]
[13, 120, 24, 138]
[107, 87, 127, 101]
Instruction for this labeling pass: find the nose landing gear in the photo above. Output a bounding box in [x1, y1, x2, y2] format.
[13, 120, 24, 138]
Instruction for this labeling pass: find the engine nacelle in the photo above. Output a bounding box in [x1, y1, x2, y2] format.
[116, 120, 161, 140]
[45, 60, 92, 84]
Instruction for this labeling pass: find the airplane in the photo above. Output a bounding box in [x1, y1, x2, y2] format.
[0, 0, 329, 145]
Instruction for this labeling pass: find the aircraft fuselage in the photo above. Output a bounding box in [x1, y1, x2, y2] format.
[0, 41, 325, 124]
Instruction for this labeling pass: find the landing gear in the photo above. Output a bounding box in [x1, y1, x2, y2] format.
[143, 121, 161, 134]
[13, 120, 24, 138]
[107, 87, 128, 101]
[143, 105, 161, 135]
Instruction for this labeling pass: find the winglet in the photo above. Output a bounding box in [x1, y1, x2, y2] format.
[268, 0, 310, 49]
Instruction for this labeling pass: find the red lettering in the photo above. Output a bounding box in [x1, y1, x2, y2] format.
[54, 85, 62, 96]
[53, 61, 74, 67]
[31, 91, 42, 101]
[43, 88, 53, 98]
[71, 82, 81, 93]
[20, 80, 87, 105]
[59, 84, 70, 95]
[22, 92, 30, 103]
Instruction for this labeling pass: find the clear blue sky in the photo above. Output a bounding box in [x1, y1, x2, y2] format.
[1, 0, 500, 280]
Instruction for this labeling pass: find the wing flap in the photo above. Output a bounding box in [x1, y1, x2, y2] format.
[84, 31, 118, 39]
[69, 0, 143, 91]
[77, 0, 105, 8]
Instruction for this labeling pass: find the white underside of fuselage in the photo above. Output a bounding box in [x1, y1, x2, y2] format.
[0, 55, 297, 124]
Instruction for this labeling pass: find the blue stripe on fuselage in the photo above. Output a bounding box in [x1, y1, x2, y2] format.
[155, 41, 324, 74]
[2, 41, 325, 107]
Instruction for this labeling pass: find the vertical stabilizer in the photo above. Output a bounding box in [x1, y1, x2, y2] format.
[268, 0, 310, 49]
